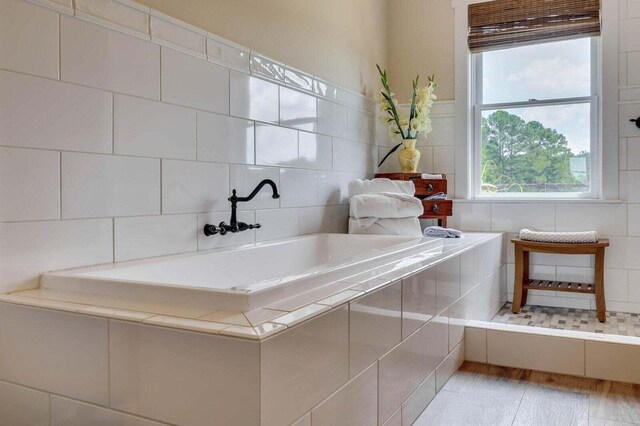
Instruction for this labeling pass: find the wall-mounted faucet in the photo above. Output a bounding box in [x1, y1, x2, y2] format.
[203, 179, 280, 236]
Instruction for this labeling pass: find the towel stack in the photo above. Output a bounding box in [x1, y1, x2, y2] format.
[347, 179, 424, 236]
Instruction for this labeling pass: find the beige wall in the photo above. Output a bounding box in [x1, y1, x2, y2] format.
[386, 0, 455, 101]
[135, 0, 389, 98]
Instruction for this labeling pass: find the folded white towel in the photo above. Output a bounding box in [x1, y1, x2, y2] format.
[421, 173, 443, 180]
[348, 178, 415, 197]
[423, 226, 463, 238]
[349, 192, 424, 220]
[349, 217, 422, 236]
[519, 229, 598, 244]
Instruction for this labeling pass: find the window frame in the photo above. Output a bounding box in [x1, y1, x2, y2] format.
[470, 37, 602, 200]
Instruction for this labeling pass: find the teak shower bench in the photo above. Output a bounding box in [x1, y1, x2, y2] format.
[511, 238, 610, 322]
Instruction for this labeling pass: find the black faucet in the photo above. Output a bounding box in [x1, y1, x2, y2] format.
[203, 179, 280, 236]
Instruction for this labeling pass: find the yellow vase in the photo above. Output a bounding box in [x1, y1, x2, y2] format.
[397, 139, 420, 173]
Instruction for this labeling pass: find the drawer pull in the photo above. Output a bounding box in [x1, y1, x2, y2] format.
[432, 204, 440, 213]
[426, 183, 434, 193]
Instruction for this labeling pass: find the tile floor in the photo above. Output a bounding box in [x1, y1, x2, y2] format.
[415, 362, 640, 425]
[491, 303, 640, 337]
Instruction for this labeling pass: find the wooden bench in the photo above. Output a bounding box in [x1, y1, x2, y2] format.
[512, 238, 610, 322]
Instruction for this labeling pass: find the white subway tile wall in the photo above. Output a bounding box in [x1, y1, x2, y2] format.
[0, 0, 376, 293]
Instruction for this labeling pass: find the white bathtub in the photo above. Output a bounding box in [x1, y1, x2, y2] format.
[42, 234, 444, 311]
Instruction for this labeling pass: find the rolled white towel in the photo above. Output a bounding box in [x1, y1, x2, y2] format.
[519, 229, 598, 244]
[421, 173, 443, 180]
[349, 192, 424, 219]
[349, 217, 422, 236]
[348, 178, 415, 197]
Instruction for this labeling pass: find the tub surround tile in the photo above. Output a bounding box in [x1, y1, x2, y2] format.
[317, 99, 348, 138]
[0, 380, 50, 426]
[0, 0, 59, 79]
[279, 168, 318, 208]
[402, 371, 436, 426]
[261, 307, 349, 426]
[586, 341, 640, 383]
[317, 289, 363, 308]
[435, 341, 465, 392]
[109, 320, 260, 426]
[255, 208, 299, 242]
[161, 159, 229, 214]
[244, 308, 284, 326]
[291, 413, 312, 426]
[402, 267, 437, 338]
[0, 294, 87, 313]
[50, 395, 164, 426]
[114, 94, 196, 160]
[161, 47, 229, 113]
[253, 322, 286, 339]
[230, 71, 280, 123]
[349, 281, 402, 378]
[384, 408, 402, 426]
[60, 16, 160, 99]
[219, 325, 259, 339]
[0, 303, 109, 405]
[0, 147, 60, 222]
[114, 214, 197, 262]
[378, 318, 448, 424]
[266, 280, 356, 312]
[0, 70, 113, 153]
[200, 310, 251, 326]
[0, 219, 113, 292]
[196, 112, 254, 164]
[62, 153, 160, 219]
[436, 257, 461, 314]
[311, 363, 378, 426]
[350, 277, 393, 293]
[78, 306, 154, 322]
[271, 304, 331, 327]
[143, 315, 227, 334]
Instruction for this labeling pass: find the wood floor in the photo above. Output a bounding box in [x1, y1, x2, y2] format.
[414, 362, 640, 426]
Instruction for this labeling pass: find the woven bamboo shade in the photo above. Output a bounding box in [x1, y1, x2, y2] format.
[468, 0, 601, 52]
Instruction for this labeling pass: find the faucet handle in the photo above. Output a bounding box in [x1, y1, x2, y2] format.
[237, 222, 261, 231]
[203, 224, 219, 236]
[250, 223, 261, 229]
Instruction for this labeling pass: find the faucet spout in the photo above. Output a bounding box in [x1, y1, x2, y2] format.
[233, 179, 280, 203]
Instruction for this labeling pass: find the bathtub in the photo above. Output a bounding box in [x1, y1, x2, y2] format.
[42, 234, 444, 311]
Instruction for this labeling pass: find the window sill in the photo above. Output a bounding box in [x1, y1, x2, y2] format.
[452, 198, 623, 204]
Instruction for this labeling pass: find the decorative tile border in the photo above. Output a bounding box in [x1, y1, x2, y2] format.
[32, 0, 375, 112]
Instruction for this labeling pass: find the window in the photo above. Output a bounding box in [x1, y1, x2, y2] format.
[472, 37, 600, 198]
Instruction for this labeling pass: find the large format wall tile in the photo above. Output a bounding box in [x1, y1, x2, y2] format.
[0, 380, 49, 426]
[279, 169, 318, 208]
[280, 86, 317, 132]
[0, 70, 112, 153]
[436, 257, 461, 314]
[0, 147, 59, 221]
[0, 0, 59, 79]
[114, 94, 196, 160]
[261, 307, 349, 426]
[61, 16, 160, 99]
[378, 318, 447, 424]
[197, 112, 254, 164]
[109, 320, 260, 426]
[350, 280, 402, 378]
[62, 153, 160, 218]
[161, 159, 229, 214]
[299, 132, 332, 170]
[402, 267, 437, 339]
[161, 47, 229, 113]
[256, 208, 299, 242]
[230, 71, 280, 124]
[114, 214, 197, 261]
[311, 363, 378, 426]
[317, 99, 348, 138]
[0, 303, 109, 405]
[51, 395, 163, 426]
[255, 123, 299, 167]
[0, 219, 113, 292]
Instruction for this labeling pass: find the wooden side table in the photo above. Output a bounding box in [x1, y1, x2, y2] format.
[512, 238, 610, 322]
[374, 172, 452, 227]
